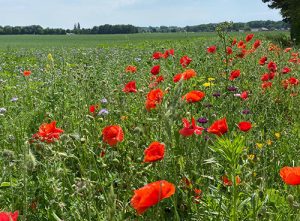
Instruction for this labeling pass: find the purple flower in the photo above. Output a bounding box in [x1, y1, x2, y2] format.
[204, 103, 213, 108]
[98, 108, 109, 116]
[213, 92, 221, 97]
[197, 117, 208, 124]
[11, 97, 18, 102]
[227, 86, 237, 92]
[242, 109, 251, 114]
[100, 98, 108, 104]
[0, 107, 7, 114]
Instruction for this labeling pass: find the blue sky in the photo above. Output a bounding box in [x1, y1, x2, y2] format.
[0, 0, 282, 28]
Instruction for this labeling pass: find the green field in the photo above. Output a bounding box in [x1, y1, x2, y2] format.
[0, 31, 288, 49]
[0, 30, 299, 221]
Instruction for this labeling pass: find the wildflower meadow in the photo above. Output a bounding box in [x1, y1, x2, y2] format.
[0, 27, 299, 220]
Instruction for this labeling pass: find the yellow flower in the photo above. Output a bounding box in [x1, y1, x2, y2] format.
[208, 77, 215, 81]
[275, 132, 280, 139]
[256, 143, 263, 149]
[47, 53, 54, 62]
[266, 140, 272, 145]
[203, 82, 215, 87]
[248, 154, 255, 160]
[252, 172, 257, 177]
[120, 116, 128, 121]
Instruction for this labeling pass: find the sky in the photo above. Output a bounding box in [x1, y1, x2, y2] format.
[0, 0, 282, 29]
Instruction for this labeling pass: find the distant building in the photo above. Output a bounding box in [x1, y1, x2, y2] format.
[250, 27, 269, 32]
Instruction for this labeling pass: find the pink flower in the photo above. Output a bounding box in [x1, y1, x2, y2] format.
[179, 118, 204, 137]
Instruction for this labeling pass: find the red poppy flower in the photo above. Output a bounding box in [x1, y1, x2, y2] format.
[222, 175, 241, 186]
[259, 56, 267, 65]
[280, 166, 300, 185]
[162, 49, 175, 58]
[267, 61, 277, 72]
[226, 47, 233, 55]
[183, 69, 196, 80]
[125, 65, 137, 73]
[151, 65, 160, 75]
[102, 125, 124, 146]
[207, 118, 228, 136]
[194, 188, 202, 196]
[173, 69, 196, 83]
[181, 177, 192, 188]
[238, 121, 252, 132]
[0, 211, 19, 221]
[168, 48, 174, 56]
[229, 70, 240, 81]
[261, 72, 275, 81]
[236, 49, 247, 58]
[261, 73, 270, 81]
[182, 90, 205, 103]
[253, 40, 261, 49]
[147, 89, 163, 102]
[282, 79, 289, 89]
[261, 82, 272, 89]
[173, 73, 183, 83]
[269, 72, 276, 80]
[32, 121, 64, 143]
[179, 118, 204, 137]
[166, 48, 174, 56]
[289, 57, 298, 63]
[245, 33, 254, 42]
[145, 100, 157, 111]
[193, 188, 202, 204]
[237, 41, 245, 49]
[222, 175, 232, 186]
[152, 51, 163, 59]
[123, 81, 137, 93]
[89, 105, 98, 113]
[284, 47, 292, 53]
[130, 180, 175, 214]
[149, 76, 164, 88]
[240, 91, 248, 100]
[180, 55, 192, 68]
[145, 89, 164, 111]
[155, 75, 164, 83]
[288, 77, 299, 85]
[207, 45, 217, 53]
[281, 67, 291, 74]
[144, 141, 165, 162]
[23, 70, 31, 76]
[232, 38, 237, 46]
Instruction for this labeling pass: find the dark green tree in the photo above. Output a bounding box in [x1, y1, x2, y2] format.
[262, 0, 300, 44]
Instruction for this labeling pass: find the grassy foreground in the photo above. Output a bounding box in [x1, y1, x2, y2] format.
[0, 30, 299, 220]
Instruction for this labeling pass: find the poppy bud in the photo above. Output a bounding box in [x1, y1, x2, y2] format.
[133, 127, 144, 135]
[287, 194, 294, 204]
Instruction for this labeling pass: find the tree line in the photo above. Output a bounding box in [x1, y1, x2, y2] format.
[145, 20, 289, 33]
[262, 0, 299, 44]
[0, 24, 139, 35]
[0, 20, 289, 35]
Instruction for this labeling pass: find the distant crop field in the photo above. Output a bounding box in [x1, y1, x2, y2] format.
[0, 30, 299, 221]
[0, 31, 288, 49]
